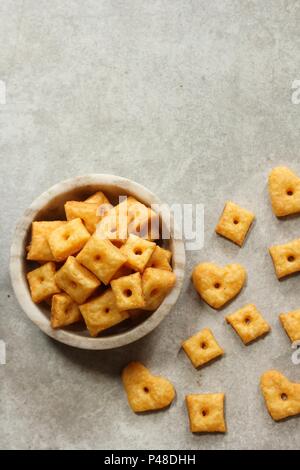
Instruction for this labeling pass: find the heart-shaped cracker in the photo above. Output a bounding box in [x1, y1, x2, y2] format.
[122, 362, 175, 413]
[268, 166, 300, 216]
[260, 370, 300, 421]
[192, 262, 246, 309]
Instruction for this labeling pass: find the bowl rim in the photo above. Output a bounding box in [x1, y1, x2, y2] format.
[10, 174, 185, 350]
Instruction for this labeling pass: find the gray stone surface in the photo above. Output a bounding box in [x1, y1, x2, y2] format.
[1, 0, 300, 450]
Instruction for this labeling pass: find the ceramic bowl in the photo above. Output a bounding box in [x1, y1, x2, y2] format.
[10, 174, 185, 349]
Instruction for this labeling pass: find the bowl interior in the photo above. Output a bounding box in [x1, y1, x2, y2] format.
[12, 176, 185, 348]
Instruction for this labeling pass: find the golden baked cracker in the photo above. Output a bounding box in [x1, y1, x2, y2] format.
[51, 293, 82, 329]
[55, 256, 100, 304]
[96, 198, 128, 244]
[182, 328, 224, 368]
[226, 304, 270, 344]
[85, 192, 113, 222]
[260, 370, 300, 421]
[127, 197, 159, 240]
[192, 262, 246, 309]
[279, 309, 300, 342]
[27, 262, 60, 304]
[268, 166, 300, 217]
[186, 393, 226, 433]
[111, 272, 145, 310]
[76, 234, 127, 285]
[215, 201, 255, 247]
[85, 191, 110, 206]
[120, 234, 156, 272]
[48, 218, 90, 262]
[162, 247, 172, 262]
[65, 201, 100, 234]
[269, 238, 300, 279]
[27, 221, 66, 262]
[79, 289, 129, 337]
[122, 362, 175, 413]
[142, 267, 176, 311]
[146, 246, 172, 271]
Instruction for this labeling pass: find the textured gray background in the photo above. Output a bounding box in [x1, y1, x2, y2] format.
[1, 0, 300, 450]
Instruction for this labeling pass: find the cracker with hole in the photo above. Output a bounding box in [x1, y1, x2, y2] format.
[65, 201, 101, 234]
[226, 304, 270, 344]
[76, 234, 127, 285]
[120, 234, 156, 272]
[142, 267, 176, 311]
[269, 238, 300, 279]
[48, 218, 90, 262]
[215, 201, 255, 246]
[55, 256, 100, 304]
[147, 246, 172, 271]
[279, 309, 300, 342]
[127, 197, 159, 240]
[27, 221, 66, 262]
[192, 262, 246, 309]
[79, 289, 129, 337]
[182, 328, 224, 368]
[260, 370, 300, 421]
[122, 362, 175, 413]
[111, 272, 145, 310]
[186, 393, 226, 433]
[51, 293, 82, 329]
[27, 262, 60, 304]
[268, 166, 300, 217]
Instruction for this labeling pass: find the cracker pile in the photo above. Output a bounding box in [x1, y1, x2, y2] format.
[182, 166, 300, 429]
[121, 166, 300, 432]
[25, 167, 300, 432]
[26, 192, 176, 336]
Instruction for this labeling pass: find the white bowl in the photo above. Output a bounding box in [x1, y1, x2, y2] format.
[10, 175, 185, 350]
